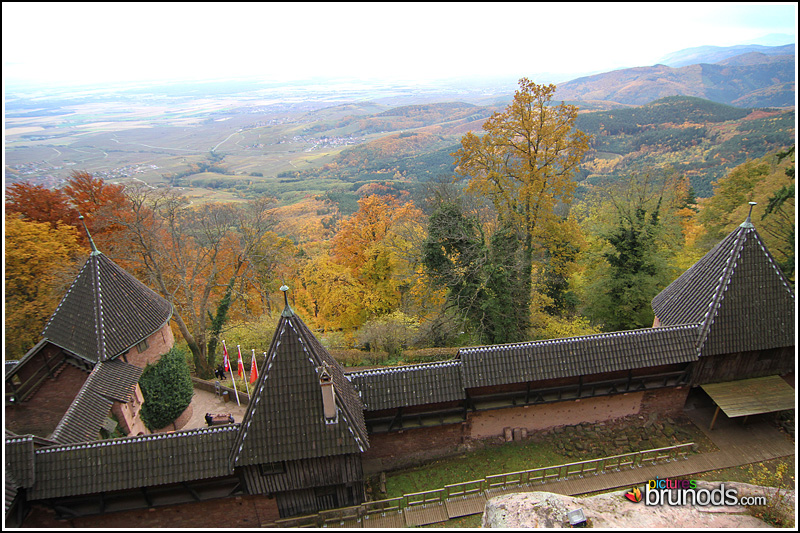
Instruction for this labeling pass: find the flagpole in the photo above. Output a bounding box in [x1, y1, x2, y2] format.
[232, 345, 242, 406]
[222, 340, 240, 406]
[241, 349, 250, 397]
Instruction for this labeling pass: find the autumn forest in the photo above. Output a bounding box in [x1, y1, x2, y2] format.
[5, 79, 795, 379]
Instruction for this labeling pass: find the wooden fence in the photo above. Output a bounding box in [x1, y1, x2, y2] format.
[269, 442, 693, 527]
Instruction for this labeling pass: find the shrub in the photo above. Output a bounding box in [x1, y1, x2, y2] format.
[746, 461, 795, 527]
[139, 347, 194, 430]
[357, 311, 418, 359]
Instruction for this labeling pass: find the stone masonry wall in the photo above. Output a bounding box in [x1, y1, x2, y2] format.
[466, 391, 646, 439]
[124, 322, 175, 369]
[361, 423, 467, 473]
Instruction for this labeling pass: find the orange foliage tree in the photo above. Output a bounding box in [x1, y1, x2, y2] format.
[5, 214, 87, 359]
[5, 182, 78, 228]
[102, 185, 285, 377]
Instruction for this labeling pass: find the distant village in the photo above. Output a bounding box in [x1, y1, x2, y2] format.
[5, 162, 160, 189]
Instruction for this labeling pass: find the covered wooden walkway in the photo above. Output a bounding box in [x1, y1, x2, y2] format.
[701, 375, 795, 430]
[270, 406, 794, 527]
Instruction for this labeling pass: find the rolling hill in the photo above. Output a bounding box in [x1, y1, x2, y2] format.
[657, 42, 794, 67]
[575, 96, 795, 197]
[555, 49, 795, 108]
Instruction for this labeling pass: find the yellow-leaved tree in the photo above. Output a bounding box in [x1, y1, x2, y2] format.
[452, 78, 591, 340]
[5, 214, 87, 359]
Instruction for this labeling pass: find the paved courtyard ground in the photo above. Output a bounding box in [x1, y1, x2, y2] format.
[182, 384, 249, 430]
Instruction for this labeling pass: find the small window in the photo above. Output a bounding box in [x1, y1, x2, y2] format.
[258, 462, 285, 476]
[137, 339, 149, 353]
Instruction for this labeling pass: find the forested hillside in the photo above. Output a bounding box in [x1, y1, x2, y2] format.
[576, 96, 795, 197]
[6, 81, 794, 379]
[243, 94, 794, 208]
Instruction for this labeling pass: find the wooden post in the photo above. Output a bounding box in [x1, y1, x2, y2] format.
[709, 405, 720, 431]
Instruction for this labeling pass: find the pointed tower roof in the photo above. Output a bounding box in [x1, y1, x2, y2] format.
[41, 251, 173, 364]
[652, 211, 794, 356]
[230, 296, 368, 468]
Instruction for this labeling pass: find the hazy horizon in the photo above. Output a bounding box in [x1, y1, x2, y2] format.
[3, 2, 796, 94]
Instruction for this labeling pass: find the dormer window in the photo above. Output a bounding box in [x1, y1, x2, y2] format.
[318, 364, 338, 424]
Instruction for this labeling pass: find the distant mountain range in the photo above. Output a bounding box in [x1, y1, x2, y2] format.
[555, 44, 795, 108]
[657, 43, 794, 67]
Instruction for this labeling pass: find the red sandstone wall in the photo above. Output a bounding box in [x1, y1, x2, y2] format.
[111, 384, 149, 437]
[640, 386, 690, 417]
[125, 323, 175, 369]
[466, 392, 646, 439]
[152, 402, 194, 433]
[5, 364, 89, 437]
[362, 423, 467, 472]
[23, 494, 280, 528]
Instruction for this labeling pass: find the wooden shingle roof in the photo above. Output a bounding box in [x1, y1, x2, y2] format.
[652, 222, 794, 356]
[346, 361, 465, 411]
[457, 324, 700, 389]
[230, 307, 368, 468]
[41, 252, 172, 364]
[25, 426, 239, 500]
[50, 359, 143, 444]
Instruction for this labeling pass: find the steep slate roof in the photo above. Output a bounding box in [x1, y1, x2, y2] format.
[230, 305, 368, 468]
[346, 361, 465, 411]
[457, 324, 700, 389]
[5, 470, 19, 520]
[50, 359, 144, 444]
[652, 221, 795, 356]
[4, 435, 36, 491]
[41, 252, 172, 364]
[24, 426, 239, 500]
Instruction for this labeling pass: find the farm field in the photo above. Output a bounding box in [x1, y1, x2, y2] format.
[4, 78, 513, 200]
[5, 79, 794, 208]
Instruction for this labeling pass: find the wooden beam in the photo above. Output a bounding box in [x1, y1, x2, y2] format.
[709, 405, 720, 431]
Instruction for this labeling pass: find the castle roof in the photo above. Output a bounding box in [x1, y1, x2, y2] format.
[652, 221, 794, 356]
[457, 323, 700, 389]
[346, 360, 465, 411]
[230, 305, 368, 467]
[50, 359, 144, 444]
[6, 426, 239, 501]
[41, 252, 173, 364]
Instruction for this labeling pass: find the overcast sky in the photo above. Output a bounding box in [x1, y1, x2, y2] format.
[3, 2, 797, 89]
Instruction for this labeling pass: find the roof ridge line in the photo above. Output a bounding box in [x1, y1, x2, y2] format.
[345, 359, 461, 376]
[458, 323, 701, 353]
[229, 319, 285, 467]
[92, 256, 107, 362]
[697, 226, 750, 351]
[751, 229, 796, 297]
[41, 423, 241, 452]
[290, 317, 368, 446]
[41, 256, 92, 336]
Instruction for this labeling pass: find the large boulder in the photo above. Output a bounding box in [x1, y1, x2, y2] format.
[482, 481, 793, 528]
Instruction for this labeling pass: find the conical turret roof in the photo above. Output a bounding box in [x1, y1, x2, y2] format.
[652, 220, 794, 356]
[230, 304, 368, 468]
[41, 252, 173, 364]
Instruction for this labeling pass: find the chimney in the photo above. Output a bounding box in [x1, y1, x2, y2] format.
[318, 364, 337, 423]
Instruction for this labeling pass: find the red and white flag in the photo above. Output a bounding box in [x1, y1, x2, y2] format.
[250, 350, 259, 384]
[222, 341, 230, 372]
[237, 345, 245, 379]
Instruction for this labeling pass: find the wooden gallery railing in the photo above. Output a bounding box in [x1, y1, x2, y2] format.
[270, 442, 694, 527]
